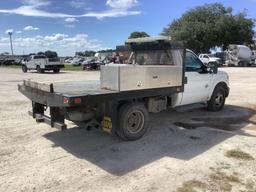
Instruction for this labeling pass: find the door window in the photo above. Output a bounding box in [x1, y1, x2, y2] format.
[185, 51, 203, 72]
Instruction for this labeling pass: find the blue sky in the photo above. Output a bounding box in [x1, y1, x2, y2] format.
[0, 0, 255, 56]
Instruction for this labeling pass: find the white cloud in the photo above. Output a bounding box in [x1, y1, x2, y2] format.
[69, 0, 86, 8]
[44, 33, 68, 41]
[5, 29, 14, 34]
[22, 0, 50, 7]
[0, 33, 104, 56]
[82, 10, 140, 19]
[0, 0, 141, 19]
[16, 31, 23, 34]
[65, 17, 78, 23]
[106, 0, 138, 10]
[23, 26, 39, 31]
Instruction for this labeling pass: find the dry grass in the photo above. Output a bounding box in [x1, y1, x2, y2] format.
[239, 180, 256, 192]
[225, 149, 254, 160]
[209, 170, 241, 192]
[176, 180, 206, 192]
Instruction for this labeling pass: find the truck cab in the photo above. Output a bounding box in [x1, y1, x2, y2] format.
[174, 50, 229, 111]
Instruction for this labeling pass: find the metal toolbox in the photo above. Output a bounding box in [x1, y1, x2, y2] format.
[100, 64, 183, 91]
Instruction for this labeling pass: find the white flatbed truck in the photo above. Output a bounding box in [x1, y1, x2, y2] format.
[18, 37, 229, 140]
[22, 55, 64, 73]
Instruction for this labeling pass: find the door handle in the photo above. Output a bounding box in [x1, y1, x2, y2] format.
[205, 84, 209, 88]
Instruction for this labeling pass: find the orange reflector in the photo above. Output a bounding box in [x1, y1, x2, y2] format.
[74, 97, 82, 104]
[63, 97, 69, 104]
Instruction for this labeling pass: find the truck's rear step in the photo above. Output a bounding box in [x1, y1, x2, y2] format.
[28, 111, 67, 130]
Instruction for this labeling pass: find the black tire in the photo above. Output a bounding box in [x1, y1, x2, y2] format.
[117, 102, 149, 141]
[207, 86, 226, 112]
[22, 65, 27, 73]
[53, 68, 60, 73]
[36, 66, 44, 73]
[208, 62, 216, 67]
[238, 61, 242, 67]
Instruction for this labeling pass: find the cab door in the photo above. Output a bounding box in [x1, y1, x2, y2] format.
[180, 51, 212, 106]
[26, 56, 33, 69]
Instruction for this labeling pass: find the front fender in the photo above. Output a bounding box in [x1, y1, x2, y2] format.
[208, 73, 229, 100]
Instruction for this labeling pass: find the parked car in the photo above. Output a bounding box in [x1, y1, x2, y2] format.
[83, 59, 103, 70]
[64, 58, 73, 63]
[199, 54, 222, 66]
[71, 58, 84, 66]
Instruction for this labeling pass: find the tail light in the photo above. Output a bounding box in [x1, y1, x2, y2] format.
[74, 97, 81, 104]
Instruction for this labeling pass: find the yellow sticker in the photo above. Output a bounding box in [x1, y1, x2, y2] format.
[102, 116, 112, 133]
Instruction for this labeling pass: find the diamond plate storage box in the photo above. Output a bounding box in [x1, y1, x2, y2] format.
[100, 64, 183, 91]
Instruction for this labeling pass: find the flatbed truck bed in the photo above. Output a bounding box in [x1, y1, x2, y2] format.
[18, 80, 183, 107]
[18, 79, 183, 140]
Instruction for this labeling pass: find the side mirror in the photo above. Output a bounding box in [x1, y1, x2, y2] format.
[211, 64, 218, 74]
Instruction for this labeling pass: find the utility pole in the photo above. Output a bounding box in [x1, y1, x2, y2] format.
[8, 32, 14, 55]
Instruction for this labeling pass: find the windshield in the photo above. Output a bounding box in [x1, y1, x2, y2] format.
[34, 55, 46, 59]
[129, 49, 183, 66]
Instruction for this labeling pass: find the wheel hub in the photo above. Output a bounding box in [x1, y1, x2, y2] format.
[126, 110, 145, 134]
[215, 93, 224, 107]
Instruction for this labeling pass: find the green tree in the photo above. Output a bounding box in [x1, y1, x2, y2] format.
[98, 49, 115, 53]
[75, 51, 96, 57]
[128, 31, 150, 39]
[37, 52, 45, 55]
[44, 50, 58, 58]
[162, 3, 255, 53]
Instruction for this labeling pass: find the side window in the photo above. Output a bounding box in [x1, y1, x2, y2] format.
[203, 55, 208, 59]
[185, 51, 203, 72]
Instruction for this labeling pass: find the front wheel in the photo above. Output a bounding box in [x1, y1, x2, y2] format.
[117, 102, 149, 141]
[53, 68, 60, 73]
[22, 65, 27, 73]
[207, 86, 226, 112]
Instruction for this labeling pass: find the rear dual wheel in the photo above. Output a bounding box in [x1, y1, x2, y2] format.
[117, 103, 149, 141]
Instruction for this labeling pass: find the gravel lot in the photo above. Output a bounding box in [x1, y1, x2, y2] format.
[0, 67, 256, 192]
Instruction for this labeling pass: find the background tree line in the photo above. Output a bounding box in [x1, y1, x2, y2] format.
[128, 3, 255, 54]
[162, 3, 255, 53]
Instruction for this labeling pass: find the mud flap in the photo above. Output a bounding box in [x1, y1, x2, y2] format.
[101, 101, 118, 135]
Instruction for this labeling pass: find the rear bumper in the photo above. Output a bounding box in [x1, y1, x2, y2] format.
[45, 65, 64, 70]
[28, 111, 67, 130]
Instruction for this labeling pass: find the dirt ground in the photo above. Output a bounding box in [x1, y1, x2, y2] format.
[0, 67, 256, 192]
